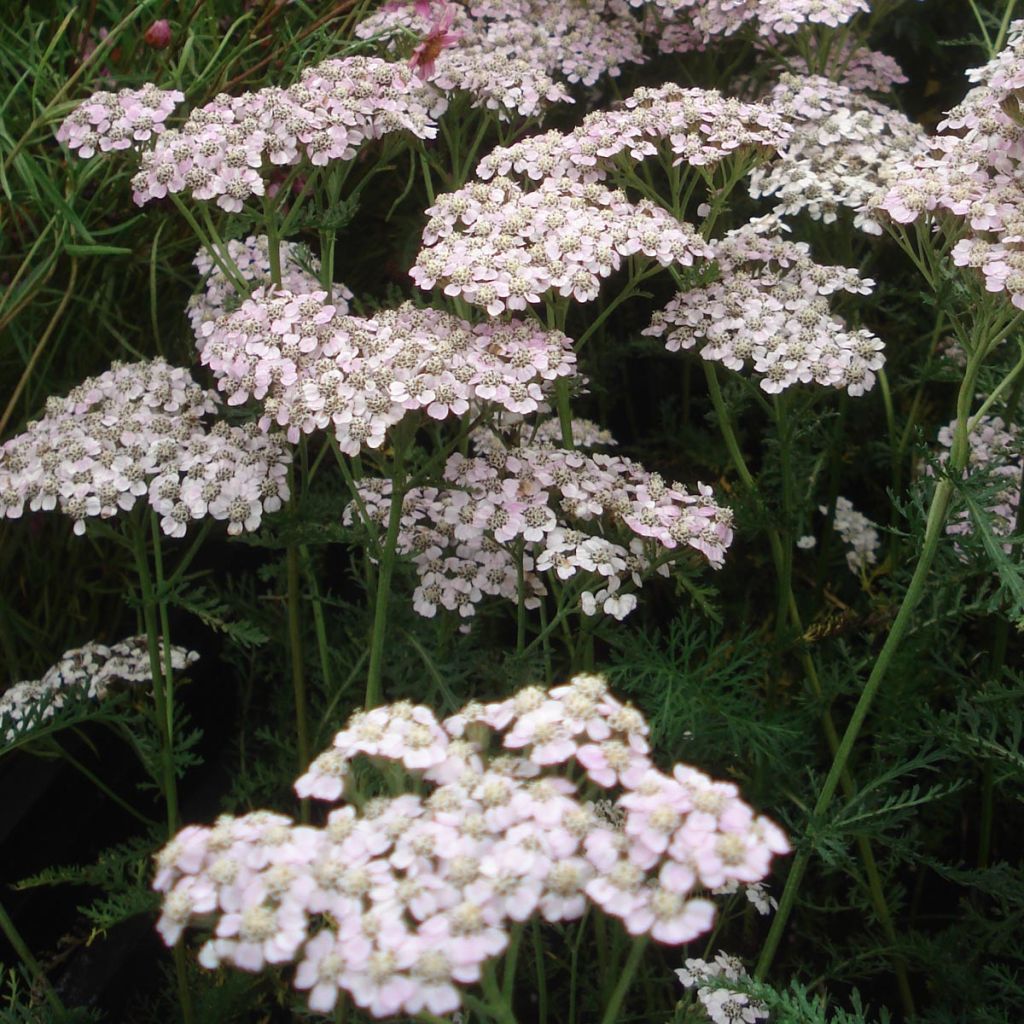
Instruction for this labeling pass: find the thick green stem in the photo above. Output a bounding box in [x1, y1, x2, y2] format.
[0, 896, 66, 1019]
[598, 936, 648, 1024]
[365, 451, 405, 709]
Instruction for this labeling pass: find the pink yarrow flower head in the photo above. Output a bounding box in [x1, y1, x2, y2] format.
[409, 5, 462, 81]
[155, 675, 788, 1015]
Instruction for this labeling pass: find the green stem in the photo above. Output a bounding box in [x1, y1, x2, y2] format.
[532, 918, 548, 1024]
[773, 395, 795, 645]
[365, 450, 405, 709]
[287, 542, 310, 782]
[131, 521, 178, 835]
[56, 744, 155, 827]
[502, 922, 524, 1002]
[599, 936, 648, 1024]
[0, 896, 66, 1019]
[756, 476, 956, 979]
[481, 961, 518, 1024]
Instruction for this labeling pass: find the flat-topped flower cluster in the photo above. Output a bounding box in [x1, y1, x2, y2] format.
[644, 218, 884, 395]
[630, 0, 869, 39]
[196, 294, 576, 453]
[55, 83, 185, 158]
[356, 0, 643, 103]
[346, 430, 732, 621]
[0, 359, 291, 537]
[153, 674, 788, 1017]
[878, 20, 1024, 307]
[750, 74, 926, 235]
[475, 83, 789, 182]
[1, 637, 198, 745]
[412, 176, 712, 313]
[127, 56, 441, 210]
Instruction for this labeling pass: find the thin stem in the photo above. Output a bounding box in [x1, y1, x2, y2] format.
[365, 448, 405, 709]
[756, 477, 956, 979]
[598, 935, 648, 1024]
[56, 743, 155, 827]
[481, 962, 518, 1024]
[532, 918, 549, 1024]
[502, 922, 524, 1002]
[0, 897, 66, 1018]
[287, 542, 311, 787]
[131, 521, 178, 835]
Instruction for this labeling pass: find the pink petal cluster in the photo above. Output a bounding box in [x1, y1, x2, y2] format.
[878, 21, 1024, 308]
[644, 218, 884, 395]
[749, 74, 927, 235]
[476, 83, 789, 183]
[130, 57, 443, 210]
[1, 637, 197, 744]
[0, 360, 291, 537]
[186, 235, 350, 336]
[628, 0, 868, 38]
[412, 176, 713, 313]
[934, 416, 1022, 554]
[786, 44, 908, 94]
[55, 83, 184, 158]
[357, 0, 644, 95]
[195, 294, 576, 453]
[346, 431, 733, 621]
[154, 675, 789, 1016]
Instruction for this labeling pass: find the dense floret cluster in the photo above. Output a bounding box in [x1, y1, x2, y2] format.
[0, 360, 291, 537]
[644, 218, 884, 394]
[196, 295, 576, 452]
[55, 83, 184, 158]
[346, 438, 733, 621]
[154, 674, 788, 1017]
[126, 57, 442, 210]
[750, 74, 926, 234]
[1, 638, 198, 744]
[412, 176, 712, 313]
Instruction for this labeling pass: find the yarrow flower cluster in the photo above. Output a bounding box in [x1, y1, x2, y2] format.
[357, 0, 643, 104]
[824, 496, 880, 575]
[55, 83, 184, 158]
[935, 416, 1022, 554]
[346, 434, 733, 621]
[879, 21, 1024, 308]
[412, 176, 713, 313]
[0, 359, 291, 537]
[186, 235, 350, 337]
[644, 218, 884, 395]
[126, 57, 442, 210]
[154, 674, 789, 1017]
[469, 415, 617, 455]
[749, 74, 926, 235]
[475, 83, 789, 183]
[1, 638, 198, 744]
[677, 952, 769, 1024]
[195, 295, 576, 453]
[629, 0, 868, 40]
[787, 44, 908, 94]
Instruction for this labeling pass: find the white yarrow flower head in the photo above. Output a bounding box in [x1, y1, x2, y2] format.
[0, 359, 291, 537]
[345, 435, 733, 623]
[155, 675, 789, 1016]
[644, 216, 885, 396]
[1, 637, 198, 743]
